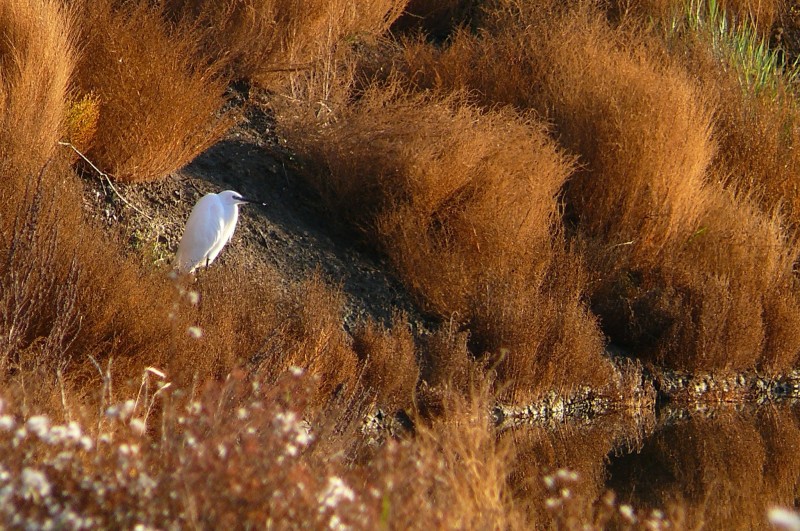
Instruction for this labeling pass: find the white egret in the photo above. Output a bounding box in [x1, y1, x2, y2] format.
[174, 190, 263, 274]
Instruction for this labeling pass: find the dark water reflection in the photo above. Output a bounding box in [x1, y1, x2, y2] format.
[505, 405, 800, 528]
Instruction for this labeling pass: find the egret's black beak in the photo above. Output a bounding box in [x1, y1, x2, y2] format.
[239, 197, 266, 206]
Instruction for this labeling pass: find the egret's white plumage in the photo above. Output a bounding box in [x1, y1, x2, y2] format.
[174, 190, 260, 274]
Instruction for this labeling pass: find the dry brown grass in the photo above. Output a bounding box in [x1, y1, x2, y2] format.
[662, 12, 800, 240]
[369, 383, 525, 529]
[166, 0, 407, 89]
[362, 1, 800, 372]
[375, 3, 715, 263]
[197, 271, 363, 410]
[610, 0, 786, 33]
[71, 0, 232, 183]
[276, 86, 613, 401]
[3, 0, 800, 526]
[352, 315, 419, 413]
[0, 0, 74, 188]
[715, 90, 800, 234]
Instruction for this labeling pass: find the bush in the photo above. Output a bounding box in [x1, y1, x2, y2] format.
[166, 0, 407, 88]
[72, 0, 232, 183]
[276, 87, 613, 401]
[0, 0, 74, 187]
[360, 1, 800, 372]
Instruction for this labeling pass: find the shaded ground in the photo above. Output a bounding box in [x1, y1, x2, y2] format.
[80, 91, 431, 334]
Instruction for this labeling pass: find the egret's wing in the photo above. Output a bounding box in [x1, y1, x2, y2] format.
[175, 195, 226, 273]
[206, 203, 239, 265]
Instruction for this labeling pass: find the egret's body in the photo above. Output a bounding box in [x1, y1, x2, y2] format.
[174, 190, 260, 274]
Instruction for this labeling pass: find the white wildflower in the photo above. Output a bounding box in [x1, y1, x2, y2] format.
[119, 443, 140, 457]
[318, 476, 355, 510]
[556, 468, 578, 482]
[46, 422, 81, 445]
[328, 514, 346, 531]
[289, 366, 304, 377]
[187, 291, 200, 305]
[769, 507, 800, 531]
[45, 425, 67, 445]
[138, 473, 157, 496]
[187, 326, 203, 339]
[65, 421, 83, 441]
[296, 425, 313, 448]
[545, 498, 561, 509]
[619, 504, 637, 523]
[106, 400, 135, 420]
[130, 418, 146, 436]
[0, 465, 9, 482]
[13, 427, 27, 447]
[274, 411, 298, 434]
[187, 402, 202, 415]
[21, 468, 52, 501]
[26, 415, 50, 439]
[0, 415, 15, 431]
[121, 400, 136, 419]
[543, 475, 555, 489]
[80, 436, 94, 451]
[236, 408, 248, 420]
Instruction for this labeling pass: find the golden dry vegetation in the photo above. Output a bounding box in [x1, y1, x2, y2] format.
[2, 0, 800, 527]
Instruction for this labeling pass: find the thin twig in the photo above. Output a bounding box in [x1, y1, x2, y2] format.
[58, 141, 152, 220]
[87, 354, 112, 447]
[608, 240, 636, 250]
[259, 62, 313, 73]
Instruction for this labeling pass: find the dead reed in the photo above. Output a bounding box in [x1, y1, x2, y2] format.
[368, 382, 525, 529]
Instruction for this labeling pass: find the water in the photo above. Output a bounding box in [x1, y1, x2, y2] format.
[505, 404, 800, 528]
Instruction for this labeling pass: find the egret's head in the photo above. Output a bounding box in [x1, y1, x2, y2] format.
[219, 190, 264, 206]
